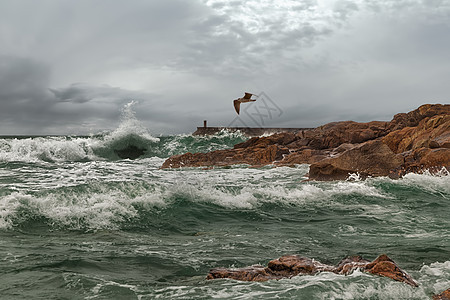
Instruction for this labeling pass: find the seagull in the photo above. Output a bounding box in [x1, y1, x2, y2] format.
[233, 92, 257, 114]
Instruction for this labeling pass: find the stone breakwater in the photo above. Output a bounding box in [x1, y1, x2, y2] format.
[193, 126, 313, 137]
[162, 104, 450, 180]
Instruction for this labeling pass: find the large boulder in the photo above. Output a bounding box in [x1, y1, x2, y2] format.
[300, 121, 388, 150]
[308, 140, 404, 181]
[234, 132, 297, 149]
[389, 147, 450, 178]
[276, 148, 329, 165]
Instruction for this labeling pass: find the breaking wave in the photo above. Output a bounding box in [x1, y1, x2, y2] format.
[0, 102, 247, 163]
[1, 169, 448, 232]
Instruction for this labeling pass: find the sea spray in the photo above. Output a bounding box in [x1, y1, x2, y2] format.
[0, 136, 97, 162]
[0, 102, 247, 162]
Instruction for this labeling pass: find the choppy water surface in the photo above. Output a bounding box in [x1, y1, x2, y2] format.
[0, 106, 449, 299]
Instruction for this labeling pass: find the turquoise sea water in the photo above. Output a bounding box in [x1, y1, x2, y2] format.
[0, 107, 449, 299]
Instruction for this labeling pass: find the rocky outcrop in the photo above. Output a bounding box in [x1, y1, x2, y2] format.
[207, 254, 418, 287]
[433, 288, 450, 300]
[162, 104, 450, 180]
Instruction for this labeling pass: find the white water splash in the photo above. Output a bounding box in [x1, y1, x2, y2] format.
[0, 183, 167, 230]
[0, 136, 99, 163]
[0, 102, 160, 163]
[102, 101, 159, 144]
[399, 168, 450, 197]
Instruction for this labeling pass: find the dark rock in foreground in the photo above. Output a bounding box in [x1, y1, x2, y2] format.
[207, 254, 418, 287]
[161, 104, 450, 181]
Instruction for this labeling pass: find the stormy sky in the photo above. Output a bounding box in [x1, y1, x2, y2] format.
[1, 0, 449, 135]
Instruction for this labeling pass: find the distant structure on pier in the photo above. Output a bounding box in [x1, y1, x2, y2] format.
[193, 120, 313, 137]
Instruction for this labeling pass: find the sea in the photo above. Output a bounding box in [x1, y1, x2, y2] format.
[0, 104, 449, 300]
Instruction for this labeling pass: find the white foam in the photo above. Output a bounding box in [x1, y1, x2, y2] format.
[419, 261, 450, 295]
[0, 136, 99, 163]
[0, 184, 167, 230]
[162, 129, 246, 157]
[0, 101, 160, 163]
[158, 170, 392, 211]
[400, 168, 450, 197]
[102, 101, 159, 144]
[149, 268, 434, 300]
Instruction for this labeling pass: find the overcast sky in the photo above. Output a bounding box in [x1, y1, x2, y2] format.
[1, 0, 449, 135]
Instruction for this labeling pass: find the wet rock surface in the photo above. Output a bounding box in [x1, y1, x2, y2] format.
[162, 104, 450, 180]
[207, 254, 418, 287]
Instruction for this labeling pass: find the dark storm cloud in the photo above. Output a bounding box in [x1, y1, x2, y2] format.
[0, 56, 163, 134]
[0, 56, 54, 128]
[50, 84, 148, 104]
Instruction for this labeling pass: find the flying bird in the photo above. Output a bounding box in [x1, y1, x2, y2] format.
[233, 92, 257, 114]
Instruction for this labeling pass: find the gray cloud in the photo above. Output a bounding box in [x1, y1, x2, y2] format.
[0, 56, 163, 134]
[0, 0, 449, 135]
[50, 84, 147, 104]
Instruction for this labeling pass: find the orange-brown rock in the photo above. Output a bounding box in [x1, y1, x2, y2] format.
[206, 265, 274, 282]
[362, 254, 418, 287]
[433, 288, 450, 300]
[298, 121, 389, 150]
[430, 133, 450, 149]
[389, 147, 450, 179]
[161, 144, 289, 168]
[383, 114, 450, 154]
[207, 254, 418, 287]
[233, 132, 297, 149]
[266, 255, 335, 277]
[387, 104, 450, 132]
[276, 148, 329, 165]
[308, 140, 404, 181]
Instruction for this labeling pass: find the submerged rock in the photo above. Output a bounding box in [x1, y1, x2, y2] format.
[162, 104, 450, 181]
[207, 254, 418, 287]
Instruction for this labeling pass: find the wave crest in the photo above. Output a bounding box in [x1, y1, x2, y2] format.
[0, 102, 247, 163]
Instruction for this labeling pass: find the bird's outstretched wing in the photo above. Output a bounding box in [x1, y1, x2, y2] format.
[233, 99, 241, 114]
[243, 92, 253, 99]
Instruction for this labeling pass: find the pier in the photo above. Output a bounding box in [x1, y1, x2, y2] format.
[193, 121, 314, 137]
